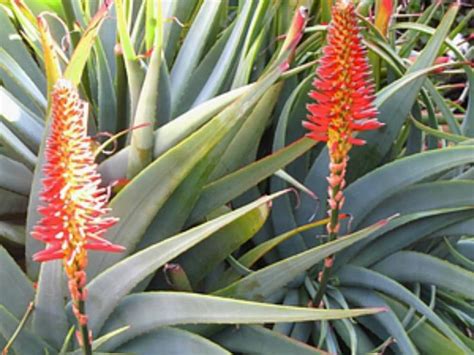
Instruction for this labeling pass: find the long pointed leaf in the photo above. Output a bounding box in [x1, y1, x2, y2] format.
[373, 251, 474, 299]
[99, 292, 383, 350]
[337, 266, 470, 353]
[85, 192, 286, 335]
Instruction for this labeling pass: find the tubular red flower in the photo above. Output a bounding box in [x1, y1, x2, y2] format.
[31, 79, 124, 339]
[304, 0, 382, 152]
[32, 79, 124, 268]
[307, 0, 384, 307]
[303, 1, 383, 232]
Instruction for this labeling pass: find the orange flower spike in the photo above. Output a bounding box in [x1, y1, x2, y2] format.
[32, 79, 124, 265]
[31, 79, 124, 341]
[304, 0, 383, 235]
[305, 0, 383, 307]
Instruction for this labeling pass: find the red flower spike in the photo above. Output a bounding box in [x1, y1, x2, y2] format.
[32, 79, 124, 332]
[32, 79, 124, 266]
[303, 0, 383, 235]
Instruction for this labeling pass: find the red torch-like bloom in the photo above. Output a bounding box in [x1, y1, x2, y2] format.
[32, 79, 124, 328]
[304, 0, 383, 235]
[305, 0, 383, 307]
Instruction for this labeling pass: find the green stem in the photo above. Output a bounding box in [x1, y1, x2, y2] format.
[313, 184, 341, 306]
[2, 302, 34, 355]
[77, 295, 92, 355]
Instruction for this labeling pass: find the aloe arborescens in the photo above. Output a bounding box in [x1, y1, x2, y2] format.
[303, 0, 383, 305]
[31, 79, 124, 353]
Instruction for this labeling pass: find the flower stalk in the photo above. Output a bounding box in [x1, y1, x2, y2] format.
[303, 0, 383, 306]
[32, 79, 124, 354]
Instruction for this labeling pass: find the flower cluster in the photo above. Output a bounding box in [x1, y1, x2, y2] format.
[32, 79, 124, 328]
[304, 0, 383, 235]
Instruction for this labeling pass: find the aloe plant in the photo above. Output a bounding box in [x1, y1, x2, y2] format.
[0, 0, 473, 354]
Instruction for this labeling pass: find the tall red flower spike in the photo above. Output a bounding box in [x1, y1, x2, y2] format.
[304, 0, 383, 306]
[31, 79, 124, 340]
[304, 0, 383, 234]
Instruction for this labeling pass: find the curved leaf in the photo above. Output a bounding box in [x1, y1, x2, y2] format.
[361, 181, 474, 227]
[99, 292, 383, 350]
[215, 220, 387, 301]
[382, 294, 466, 354]
[64, 1, 113, 85]
[0, 87, 43, 153]
[346, 3, 459, 180]
[337, 266, 470, 353]
[118, 327, 230, 355]
[0, 222, 25, 246]
[98, 84, 251, 184]
[351, 208, 473, 267]
[344, 146, 474, 229]
[212, 325, 324, 355]
[0, 155, 32, 196]
[87, 60, 285, 279]
[177, 204, 270, 287]
[85, 192, 285, 335]
[169, 0, 223, 115]
[0, 306, 49, 355]
[32, 261, 68, 349]
[190, 138, 316, 222]
[373, 252, 474, 299]
[340, 287, 417, 354]
[0, 247, 34, 319]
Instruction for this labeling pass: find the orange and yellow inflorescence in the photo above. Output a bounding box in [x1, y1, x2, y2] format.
[304, 0, 383, 236]
[32, 79, 124, 327]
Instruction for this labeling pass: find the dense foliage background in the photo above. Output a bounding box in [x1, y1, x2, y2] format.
[0, 0, 473, 354]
